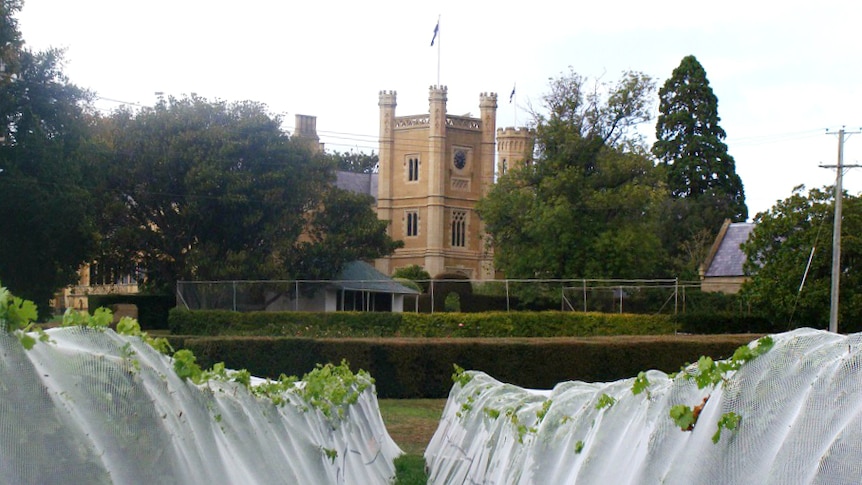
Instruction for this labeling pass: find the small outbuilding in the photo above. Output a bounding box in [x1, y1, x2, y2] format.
[699, 219, 755, 294]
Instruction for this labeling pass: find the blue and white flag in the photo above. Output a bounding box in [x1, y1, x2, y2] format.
[431, 20, 439, 46]
[509, 85, 516, 103]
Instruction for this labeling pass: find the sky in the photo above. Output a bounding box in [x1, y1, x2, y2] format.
[16, 0, 862, 219]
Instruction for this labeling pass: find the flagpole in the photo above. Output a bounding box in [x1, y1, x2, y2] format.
[436, 15, 441, 87]
[513, 82, 517, 127]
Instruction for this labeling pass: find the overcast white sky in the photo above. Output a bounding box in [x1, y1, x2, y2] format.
[16, 0, 862, 219]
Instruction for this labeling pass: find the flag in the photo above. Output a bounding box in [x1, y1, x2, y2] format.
[430, 20, 439, 46]
[509, 85, 516, 103]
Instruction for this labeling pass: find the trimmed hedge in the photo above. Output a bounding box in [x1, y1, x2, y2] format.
[166, 335, 761, 399]
[672, 312, 780, 334]
[169, 309, 679, 338]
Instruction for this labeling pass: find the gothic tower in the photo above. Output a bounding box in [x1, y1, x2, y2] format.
[376, 86, 498, 279]
[495, 127, 534, 175]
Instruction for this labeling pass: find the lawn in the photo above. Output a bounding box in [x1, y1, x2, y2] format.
[378, 399, 447, 455]
[378, 399, 447, 484]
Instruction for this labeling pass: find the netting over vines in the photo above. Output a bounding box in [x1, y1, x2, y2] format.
[426, 328, 862, 484]
[0, 327, 400, 485]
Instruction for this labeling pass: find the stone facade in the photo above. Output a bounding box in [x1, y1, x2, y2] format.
[374, 86, 532, 280]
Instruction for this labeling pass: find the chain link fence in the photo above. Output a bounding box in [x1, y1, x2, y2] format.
[177, 278, 704, 314]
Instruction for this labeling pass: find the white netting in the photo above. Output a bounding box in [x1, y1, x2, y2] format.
[425, 328, 862, 485]
[0, 327, 400, 485]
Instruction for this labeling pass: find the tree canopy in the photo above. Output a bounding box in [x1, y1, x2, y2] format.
[652, 55, 748, 278]
[326, 150, 378, 174]
[0, 0, 99, 313]
[653, 55, 747, 224]
[740, 186, 862, 331]
[477, 70, 667, 279]
[94, 96, 399, 291]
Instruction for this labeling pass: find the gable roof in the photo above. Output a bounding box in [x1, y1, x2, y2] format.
[702, 220, 755, 278]
[334, 261, 419, 295]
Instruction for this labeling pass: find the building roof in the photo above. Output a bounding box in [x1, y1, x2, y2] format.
[335, 171, 378, 202]
[335, 261, 419, 295]
[703, 221, 756, 278]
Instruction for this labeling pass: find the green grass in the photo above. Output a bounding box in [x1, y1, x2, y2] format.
[392, 454, 428, 485]
[378, 399, 446, 455]
[379, 399, 446, 484]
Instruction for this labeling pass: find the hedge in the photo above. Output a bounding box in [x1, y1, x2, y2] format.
[168, 309, 679, 338]
[166, 334, 761, 399]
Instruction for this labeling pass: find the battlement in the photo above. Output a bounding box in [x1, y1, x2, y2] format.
[479, 92, 498, 109]
[378, 90, 397, 106]
[496, 127, 534, 137]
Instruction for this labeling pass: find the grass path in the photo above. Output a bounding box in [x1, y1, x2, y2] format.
[378, 399, 447, 455]
[378, 399, 447, 484]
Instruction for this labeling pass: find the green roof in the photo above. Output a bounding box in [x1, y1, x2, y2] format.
[335, 261, 420, 295]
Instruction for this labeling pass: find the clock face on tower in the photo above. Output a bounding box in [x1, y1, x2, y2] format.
[453, 150, 467, 170]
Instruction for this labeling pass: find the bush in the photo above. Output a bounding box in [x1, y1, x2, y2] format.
[170, 309, 679, 338]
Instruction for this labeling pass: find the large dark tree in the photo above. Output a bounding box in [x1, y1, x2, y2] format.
[740, 186, 862, 331]
[652, 55, 748, 277]
[0, 0, 99, 313]
[95, 96, 399, 291]
[477, 70, 667, 279]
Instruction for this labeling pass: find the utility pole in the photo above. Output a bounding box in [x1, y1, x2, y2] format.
[820, 128, 861, 333]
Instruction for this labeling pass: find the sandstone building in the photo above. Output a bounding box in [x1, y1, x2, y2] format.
[372, 85, 532, 280]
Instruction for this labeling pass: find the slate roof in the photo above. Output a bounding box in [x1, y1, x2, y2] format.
[334, 261, 419, 295]
[704, 222, 755, 277]
[335, 171, 378, 202]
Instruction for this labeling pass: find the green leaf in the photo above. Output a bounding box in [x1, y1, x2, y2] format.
[595, 393, 616, 410]
[632, 371, 650, 396]
[713, 412, 742, 443]
[669, 404, 695, 431]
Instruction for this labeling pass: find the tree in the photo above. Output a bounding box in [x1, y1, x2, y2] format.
[740, 186, 862, 331]
[326, 150, 378, 174]
[0, 1, 99, 313]
[94, 96, 399, 291]
[477, 70, 668, 279]
[653, 55, 747, 242]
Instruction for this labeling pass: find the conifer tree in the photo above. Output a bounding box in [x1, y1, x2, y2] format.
[653, 55, 747, 227]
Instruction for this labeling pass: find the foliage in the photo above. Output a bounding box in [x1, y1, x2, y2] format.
[713, 411, 741, 444]
[653, 56, 747, 274]
[477, 69, 668, 279]
[452, 364, 473, 387]
[169, 308, 679, 338]
[296, 360, 373, 421]
[631, 371, 650, 396]
[0, 283, 48, 349]
[291, 187, 402, 281]
[324, 149, 378, 174]
[669, 336, 773, 440]
[392, 265, 431, 292]
[0, 8, 99, 314]
[741, 186, 862, 331]
[93, 96, 398, 292]
[595, 393, 616, 410]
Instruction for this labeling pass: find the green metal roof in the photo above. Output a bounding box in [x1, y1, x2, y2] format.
[335, 261, 420, 295]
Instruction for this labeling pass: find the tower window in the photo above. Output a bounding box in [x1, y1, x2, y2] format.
[408, 157, 420, 181]
[451, 210, 466, 247]
[406, 211, 419, 237]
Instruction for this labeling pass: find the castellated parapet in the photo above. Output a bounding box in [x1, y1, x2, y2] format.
[496, 126, 535, 174]
[479, 92, 498, 109]
[378, 90, 397, 106]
